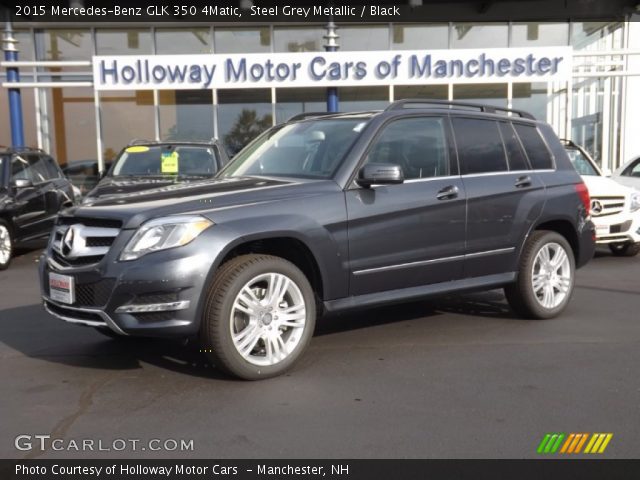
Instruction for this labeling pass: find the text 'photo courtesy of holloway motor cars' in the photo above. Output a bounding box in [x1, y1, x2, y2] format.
[40, 100, 596, 380]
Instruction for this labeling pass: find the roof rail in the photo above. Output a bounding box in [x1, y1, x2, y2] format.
[0, 145, 46, 153]
[385, 99, 536, 120]
[286, 112, 339, 122]
[127, 139, 155, 146]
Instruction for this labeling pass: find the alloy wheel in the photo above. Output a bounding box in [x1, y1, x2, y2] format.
[230, 272, 307, 367]
[531, 242, 572, 309]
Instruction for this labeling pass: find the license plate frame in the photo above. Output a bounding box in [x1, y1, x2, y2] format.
[49, 272, 75, 305]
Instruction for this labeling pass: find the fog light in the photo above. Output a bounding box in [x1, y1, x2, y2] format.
[115, 300, 190, 314]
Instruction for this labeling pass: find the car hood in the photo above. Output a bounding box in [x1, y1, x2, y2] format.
[84, 175, 214, 201]
[581, 174, 634, 198]
[64, 176, 339, 229]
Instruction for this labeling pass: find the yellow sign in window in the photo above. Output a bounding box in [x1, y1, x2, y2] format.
[161, 151, 179, 174]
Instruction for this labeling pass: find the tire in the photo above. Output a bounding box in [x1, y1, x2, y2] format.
[201, 254, 316, 380]
[0, 220, 14, 271]
[609, 242, 640, 257]
[505, 230, 576, 319]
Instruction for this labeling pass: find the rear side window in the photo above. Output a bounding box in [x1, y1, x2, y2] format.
[452, 118, 507, 175]
[513, 124, 554, 170]
[498, 122, 530, 171]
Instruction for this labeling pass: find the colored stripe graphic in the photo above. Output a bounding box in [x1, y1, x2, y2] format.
[537, 433, 565, 454]
[585, 433, 613, 454]
[540, 433, 613, 454]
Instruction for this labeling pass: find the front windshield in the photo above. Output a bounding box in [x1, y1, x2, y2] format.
[111, 145, 218, 177]
[566, 148, 599, 176]
[220, 118, 369, 179]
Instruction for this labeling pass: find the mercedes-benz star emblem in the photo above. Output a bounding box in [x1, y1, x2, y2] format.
[61, 226, 76, 257]
[590, 200, 604, 215]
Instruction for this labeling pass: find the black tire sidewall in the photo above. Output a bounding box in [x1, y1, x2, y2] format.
[204, 256, 316, 380]
[609, 242, 640, 257]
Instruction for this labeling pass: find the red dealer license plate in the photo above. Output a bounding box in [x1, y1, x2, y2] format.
[49, 272, 75, 305]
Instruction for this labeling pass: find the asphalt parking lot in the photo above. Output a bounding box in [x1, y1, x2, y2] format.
[0, 246, 639, 459]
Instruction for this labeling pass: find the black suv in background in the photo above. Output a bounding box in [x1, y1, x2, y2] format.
[40, 100, 595, 379]
[81, 140, 228, 205]
[0, 147, 76, 269]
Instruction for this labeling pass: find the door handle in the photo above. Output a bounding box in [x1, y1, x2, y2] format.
[436, 185, 459, 200]
[515, 175, 532, 188]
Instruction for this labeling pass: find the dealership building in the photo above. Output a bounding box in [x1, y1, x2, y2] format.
[2, 14, 640, 172]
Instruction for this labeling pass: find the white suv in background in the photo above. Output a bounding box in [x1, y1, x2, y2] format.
[563, 140, 640, 257]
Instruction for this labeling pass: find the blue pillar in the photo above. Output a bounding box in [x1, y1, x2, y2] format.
[324, 21, 339, 113]
[3, 24, 25, 147]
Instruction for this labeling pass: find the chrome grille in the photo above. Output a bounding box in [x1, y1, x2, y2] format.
[590, 196, 625, 217]
[51, 221, 120, 267]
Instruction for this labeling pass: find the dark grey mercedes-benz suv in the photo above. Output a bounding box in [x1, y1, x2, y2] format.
[40, 100, 596, 379]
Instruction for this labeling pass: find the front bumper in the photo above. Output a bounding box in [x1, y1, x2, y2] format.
[591, 211, 640, 245]
[39, 228, 226, 337]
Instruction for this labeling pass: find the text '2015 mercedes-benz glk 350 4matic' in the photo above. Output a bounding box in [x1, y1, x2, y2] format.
[40, 100, 596, 380]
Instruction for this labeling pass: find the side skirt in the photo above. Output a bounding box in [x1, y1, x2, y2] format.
[323, 272, 517, 313]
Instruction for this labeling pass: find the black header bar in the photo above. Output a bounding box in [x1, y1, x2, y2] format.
[1, 0, 638, 24]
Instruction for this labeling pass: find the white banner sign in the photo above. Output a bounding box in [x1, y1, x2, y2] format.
[93, 47, 573, 91]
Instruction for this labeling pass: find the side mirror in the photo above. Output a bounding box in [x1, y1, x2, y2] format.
[11, 178, 33, 189]
[356, 163, 404, 188]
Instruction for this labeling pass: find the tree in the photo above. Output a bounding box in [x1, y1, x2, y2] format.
[223, 109, 272, 155]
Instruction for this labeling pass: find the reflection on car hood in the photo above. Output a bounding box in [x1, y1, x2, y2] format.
[581, 174, 634, 198]
[83, 175, 212, 203]
[65, 176, 337, 229]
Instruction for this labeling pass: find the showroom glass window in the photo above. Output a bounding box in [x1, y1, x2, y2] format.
[156, 28, 212, 54]
[511, 23, 569, 47]
[452, 118, 508, 174]
[275, 88, 325, 124]
[392, 24, 448, 50]
[214, 27, 271, 53]
[451, 23, 508, 48]
[340, 25, 389, 50]
[99, 91, 155, 163]
[218, 89, 272, 156]
[159, 91, 214, 142]
[274, 27, 324, 52]
[512, 83, 548, 122]
[96, 29, 152, 54]
[453, 84, 508, 109]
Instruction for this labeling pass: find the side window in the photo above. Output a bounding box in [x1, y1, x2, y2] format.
[11, 155, 31, 181]
[498, 122, 530, 171]
[25, 154, 52, 183]
[622, 158, 640, 177]
[451, 118, 508, 175]
[513, 124, 554, 170]
[365, 117, 449, 180]
[44, 157, 62, 179]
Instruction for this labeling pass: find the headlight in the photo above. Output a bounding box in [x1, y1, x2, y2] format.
[631, 192, 640, 212]
[120, 215, 213, 261]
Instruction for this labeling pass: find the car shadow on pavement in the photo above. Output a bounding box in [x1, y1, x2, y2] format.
[0, 303, 229, 380]
[0, 291, 516, 378]
[315, 290, 516, 336]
